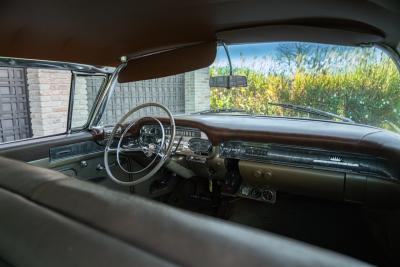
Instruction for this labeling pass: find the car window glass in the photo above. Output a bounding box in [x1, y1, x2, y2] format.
[0, 66, 105, 144]
[71, 75, 105, 129]
[0, 67, 72, 143]
[98, 70, 210, 126]
[210, 42, 400, 132]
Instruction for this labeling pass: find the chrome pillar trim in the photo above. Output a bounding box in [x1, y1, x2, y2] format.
[66, 73, 77, 134]
[374, 43, 400, 72]
[0, 56, 113, 74]
[88, 62, 127, 128]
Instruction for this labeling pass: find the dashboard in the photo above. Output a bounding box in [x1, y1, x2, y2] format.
[94, 114, 400, 206]
[137, 123, 396, 180]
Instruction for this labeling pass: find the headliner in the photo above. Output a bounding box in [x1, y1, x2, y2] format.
[1, 0, 399, 70]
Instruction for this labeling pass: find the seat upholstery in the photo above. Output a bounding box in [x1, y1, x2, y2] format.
[0, 156, 371, 267]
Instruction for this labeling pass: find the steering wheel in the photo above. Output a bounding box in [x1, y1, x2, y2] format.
[104, 103, 176, 186]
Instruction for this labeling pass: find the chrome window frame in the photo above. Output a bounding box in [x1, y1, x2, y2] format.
[0, 57, 113, 140]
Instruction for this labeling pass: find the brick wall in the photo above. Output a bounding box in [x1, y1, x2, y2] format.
[26, 69, 71, 137]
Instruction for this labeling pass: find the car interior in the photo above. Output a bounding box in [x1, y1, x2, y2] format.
[1, 1, 400, 267]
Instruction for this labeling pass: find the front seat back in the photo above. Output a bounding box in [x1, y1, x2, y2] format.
[0, 156, 371, 267]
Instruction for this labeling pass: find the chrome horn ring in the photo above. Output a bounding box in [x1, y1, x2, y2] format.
[116, 117, 165, 174]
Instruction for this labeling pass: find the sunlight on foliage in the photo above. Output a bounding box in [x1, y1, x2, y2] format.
[210, 44, 400, 132]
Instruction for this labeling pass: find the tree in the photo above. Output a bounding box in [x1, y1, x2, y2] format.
[210, 43, 400, 132]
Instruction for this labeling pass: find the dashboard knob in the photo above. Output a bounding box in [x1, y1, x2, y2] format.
[262, 189, 274, 201]
[264, 170, 272, 179]
[254, 169, 263, 178]
[240, 186, 251, 196]
[250, 188, 262, 198]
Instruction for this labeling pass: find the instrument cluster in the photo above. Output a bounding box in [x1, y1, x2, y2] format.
[140, 125, 212, 158]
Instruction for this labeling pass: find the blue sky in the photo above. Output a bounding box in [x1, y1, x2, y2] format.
[212, 42, 286, 73]
[211, 42, 385, 74]
[213, 43, 280, 67]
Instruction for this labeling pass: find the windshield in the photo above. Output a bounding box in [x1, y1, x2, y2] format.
[210, 42, 400, 130]
[97, 42, 400, 133]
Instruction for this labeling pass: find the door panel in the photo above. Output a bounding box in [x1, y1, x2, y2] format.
[0, 131, 94, 162]
[0, 130, 116, 180]
[0, 129, 171, 196]
[30, 150, 105, 177]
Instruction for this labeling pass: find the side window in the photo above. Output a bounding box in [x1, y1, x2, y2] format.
[71, 74, 105, 129]
[0, 65, 104, 144]
[0, 67, 71, 143]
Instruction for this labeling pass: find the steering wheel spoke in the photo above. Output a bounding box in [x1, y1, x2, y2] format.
[120, 146, 142, 153]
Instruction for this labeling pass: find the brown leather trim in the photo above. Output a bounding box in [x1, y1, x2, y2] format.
[1, 0, 399, 67]
[118, 42, 216, 83]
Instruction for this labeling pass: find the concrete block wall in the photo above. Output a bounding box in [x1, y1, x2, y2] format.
[184, 67, 210, 113]
[25, 67, 210, 137]
[26, 69, 71, 137]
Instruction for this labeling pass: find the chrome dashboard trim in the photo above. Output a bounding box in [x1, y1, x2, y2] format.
[139, 124, 211, 158]
[219, 140, 395, 180]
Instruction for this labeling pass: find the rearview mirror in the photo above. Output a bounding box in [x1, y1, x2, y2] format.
[209, 75, 247, 88]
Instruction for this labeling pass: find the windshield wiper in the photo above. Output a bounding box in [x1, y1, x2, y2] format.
[193, 108, 253, 115]
[268, 102, 354, 123]
[193, 104, 353, 123]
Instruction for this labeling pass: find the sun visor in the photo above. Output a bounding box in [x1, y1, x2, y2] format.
[217, 24, 384, 46]
[118, 42, 216, 83]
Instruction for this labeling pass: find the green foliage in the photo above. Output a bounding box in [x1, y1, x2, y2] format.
[210, 45, 400, 131]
